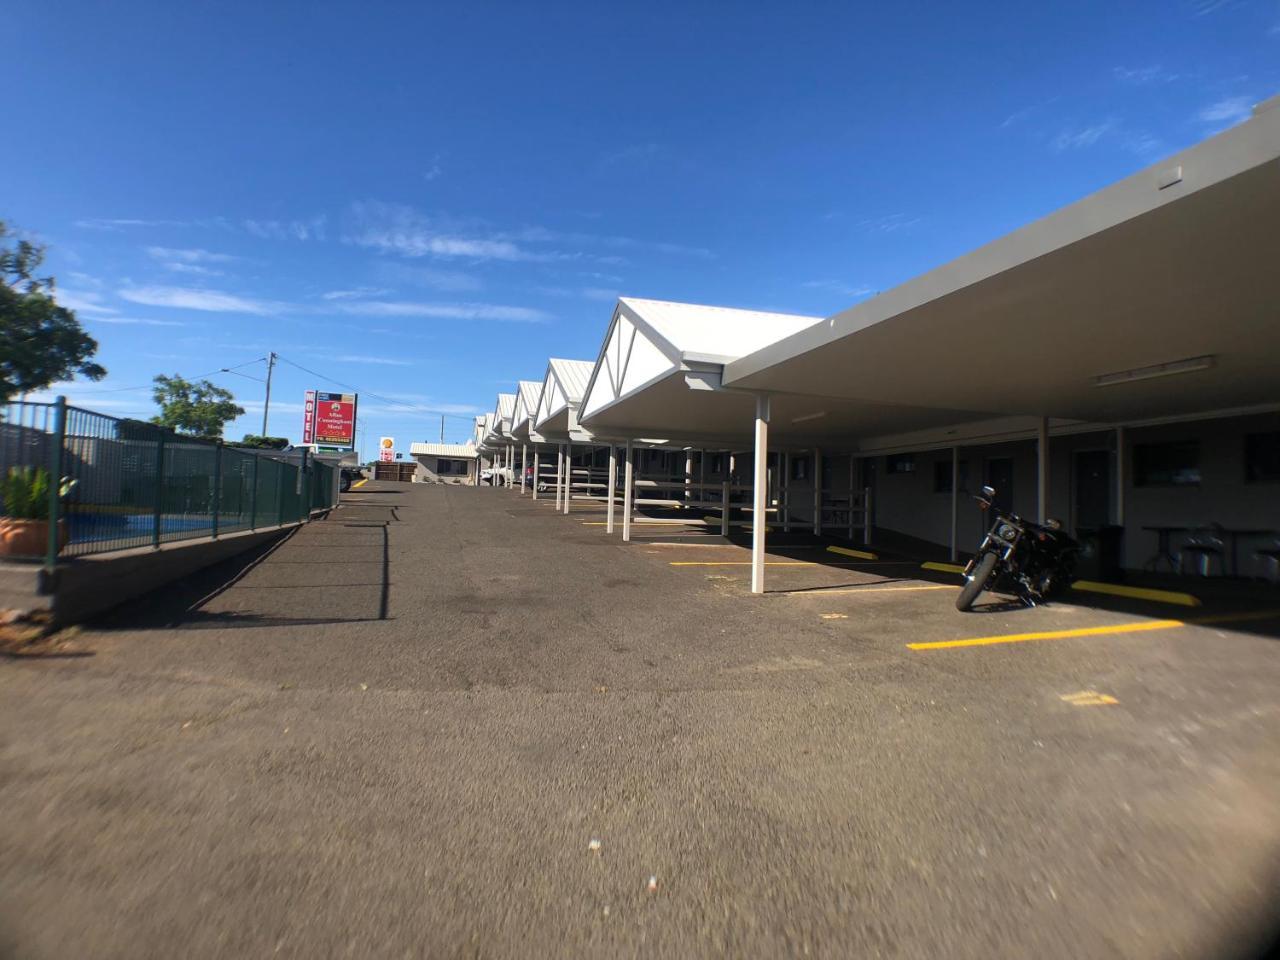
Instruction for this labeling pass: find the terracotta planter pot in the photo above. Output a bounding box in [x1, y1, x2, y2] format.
[0, 519, 69, 559]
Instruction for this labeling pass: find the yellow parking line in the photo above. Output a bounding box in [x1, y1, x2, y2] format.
[670, 560, 879, 567]
[1070, 580, 1201, 607]
[908, 619, 1186, 651]
[1061, 690, 1119, 706]
[921, 561, 965, 574]
[784, 584, 958, 596]
[351, 478, 368, 489]
[827, 545, 879, 560]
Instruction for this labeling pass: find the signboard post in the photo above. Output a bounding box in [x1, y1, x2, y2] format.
[379, 437, 395, 463]
[302, 390, 317, 444]
[313, 392, 358, 447]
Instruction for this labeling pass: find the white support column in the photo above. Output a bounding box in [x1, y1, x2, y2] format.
[684, 451, 693, 503]
[555, 445, 564, 509]
[698, 450, 705, 503]
[622, 440, 634, 542]
[720, 478, 730, 537]
[521, 444, 527, 494]
[813, 446, 823, 536]
[782, 451, 791, 533]
[847, 454, 855, 540]
[752, 395, 770, 594]
[606, 444, 618, 534]
[533, 450, 540, 500]
[563, 443, 572, 514]
[863, 484, 873, 546]
[1115, 426, 1126, 526]
[509, 444, 514, 488]
[949, 446, 959, 562]
[1037, 416, 1049, 524]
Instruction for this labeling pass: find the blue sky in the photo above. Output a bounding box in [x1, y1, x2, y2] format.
[4, 0, 1276, 455]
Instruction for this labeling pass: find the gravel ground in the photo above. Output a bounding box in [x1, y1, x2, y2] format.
[1, 481, 1277, 959]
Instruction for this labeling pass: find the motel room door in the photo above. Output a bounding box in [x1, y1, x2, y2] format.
[984, 457, 1013, 515]
[1072, 449, 1111, 533]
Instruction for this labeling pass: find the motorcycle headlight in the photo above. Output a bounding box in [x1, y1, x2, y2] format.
[998, 523, 1017, 540]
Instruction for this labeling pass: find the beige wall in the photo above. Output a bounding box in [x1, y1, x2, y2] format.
[867, 412, 1280, 570]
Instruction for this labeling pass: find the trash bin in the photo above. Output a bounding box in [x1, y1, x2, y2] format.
[1076, 525, 1125, 581]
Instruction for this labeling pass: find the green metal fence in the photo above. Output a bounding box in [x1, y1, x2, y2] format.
[0, 397, 338, 568]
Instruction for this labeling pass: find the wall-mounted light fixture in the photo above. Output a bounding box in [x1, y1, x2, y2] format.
[791, 410, 828, 424]
[1093, 355, 1215, 387]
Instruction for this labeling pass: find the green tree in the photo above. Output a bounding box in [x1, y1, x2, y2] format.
[151, 374, 245, 438]
[236, 434, 289, 450]
[0, 220, 106, 402]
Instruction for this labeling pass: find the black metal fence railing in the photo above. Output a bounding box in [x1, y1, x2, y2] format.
[0, 397, 338, 567]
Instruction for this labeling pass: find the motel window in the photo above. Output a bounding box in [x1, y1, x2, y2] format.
[1245, 432, 1280, 483]
[885, 453, 916, 475]
[1134, 441, 1201, 487]
[791, 456, 809, 481]
[710, 454, 725, 474]
[934, 459, 968, 493]
[438, 459, 454, 475]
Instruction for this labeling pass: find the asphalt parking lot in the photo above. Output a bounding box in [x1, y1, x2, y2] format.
[1, 480, 1278, 959]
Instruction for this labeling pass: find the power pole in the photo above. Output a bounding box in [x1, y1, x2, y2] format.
[262, 352, 277, 437]
[440, 414, 445, 444]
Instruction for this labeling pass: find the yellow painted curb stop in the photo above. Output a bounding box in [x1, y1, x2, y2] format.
[827, 545, 879, 561]
[921, 561, 965, 574]
[1070, 580, 1200, 607]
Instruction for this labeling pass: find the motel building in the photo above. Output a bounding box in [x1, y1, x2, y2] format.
[476, 94, 1279, 595]
[408, 442, 480, 485]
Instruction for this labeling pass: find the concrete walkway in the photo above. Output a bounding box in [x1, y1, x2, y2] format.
[1, 482, 1278, 958]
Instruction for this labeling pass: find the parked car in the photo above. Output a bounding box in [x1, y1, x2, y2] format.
[339, 467, 360, 493]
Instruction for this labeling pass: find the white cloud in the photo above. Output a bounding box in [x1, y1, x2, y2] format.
[163, 262, 224, 277]
[73, 218, 185, 230]
[53, 289, 119, 315]
[94, 316, 189, 327]
[331, 354, 415, 366]
[244, 215, 327, 241]
[855, 213, 922, 234]
[802, 279, 875, 299]
[380, 263, 483, 292]
[1113, 65, 1179, 85]
[321, 286, 392, 300]
[1197, 95, 1253, 128]
[118, 285, 287, 315]
[1052, 119, 1120, 151]
[67, 271, 103, 288]
[336, 300, 550, 323]
[600, 142, 662, 166]
[581, 287, 620, 301]
[346, 203, 544, 262]
[146, 246, 237, 263]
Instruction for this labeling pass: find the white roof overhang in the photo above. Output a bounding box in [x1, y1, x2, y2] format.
[722, 96, 1280, 431]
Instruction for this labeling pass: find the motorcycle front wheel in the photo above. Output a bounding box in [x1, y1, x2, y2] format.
[956, 551, 999, 612]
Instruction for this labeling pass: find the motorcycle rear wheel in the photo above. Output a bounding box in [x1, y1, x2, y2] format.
[956, 551, 999, 612]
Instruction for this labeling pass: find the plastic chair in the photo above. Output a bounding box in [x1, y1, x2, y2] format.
[1178, 526, 1225, 577]
[1253, 539, 1280, 584]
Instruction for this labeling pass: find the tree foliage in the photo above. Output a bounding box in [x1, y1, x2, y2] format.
[0, 220, 106, 402]
[151, 374, 245, 438]
[236, 434, 290, 450]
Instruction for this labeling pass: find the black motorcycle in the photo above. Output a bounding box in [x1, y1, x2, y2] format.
[956, 485, 1078, 612]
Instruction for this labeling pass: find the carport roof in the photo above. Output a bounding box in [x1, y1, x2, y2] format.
[577, 297, 825, 442]
[510, 379, 546, 441]
[495, 392, 516, 423]
[533, 358, 596, 437]
[410, 442, 477, 458]
[722, 94, 1280, 429]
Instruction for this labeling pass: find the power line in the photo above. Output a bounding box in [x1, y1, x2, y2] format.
[71, 357, 269, 395]
[276, 354, 477, 422]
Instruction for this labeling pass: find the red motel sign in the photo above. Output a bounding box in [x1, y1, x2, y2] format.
[302, 390, 357, 447]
